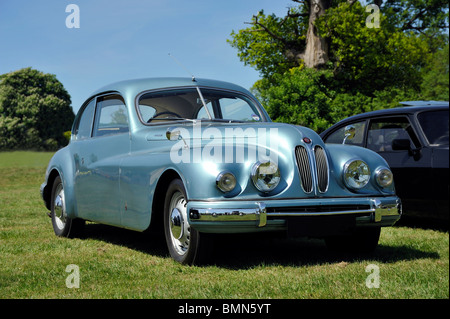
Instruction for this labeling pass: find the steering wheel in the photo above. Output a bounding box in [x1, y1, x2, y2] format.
[147, 111, 182, 123]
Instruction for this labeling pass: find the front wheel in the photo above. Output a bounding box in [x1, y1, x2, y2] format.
[51, 176, 84, 238]
[163, 179, 212, 265]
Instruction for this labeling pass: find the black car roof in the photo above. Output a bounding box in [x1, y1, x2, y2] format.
[320, 101, 449, 136]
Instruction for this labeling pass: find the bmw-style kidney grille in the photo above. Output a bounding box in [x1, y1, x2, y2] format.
[295, 145, 313, 193]
[314, 145, 329, 193]
[295, 145, 329, 194]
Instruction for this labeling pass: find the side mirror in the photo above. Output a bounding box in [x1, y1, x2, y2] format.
[392, 138, 422, 160]
[166, 128, 181, 141]
[166, 127, 189, 149]
[343, 125, 356, 144]
[392, 139, 411, 151]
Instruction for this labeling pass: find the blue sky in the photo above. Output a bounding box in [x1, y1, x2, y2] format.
[0, 0, 290, 113]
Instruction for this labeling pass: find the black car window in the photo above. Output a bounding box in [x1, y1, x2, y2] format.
[74, 98, 95, 140]
[324, 121, 366, 146]
[417, 110, 449, 146]
[367, 116, 419, 152]
[93, 95, 129, 137]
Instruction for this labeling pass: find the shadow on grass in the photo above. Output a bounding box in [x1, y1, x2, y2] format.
[79, 223, 440, 269]
[81, 223, 169, 259]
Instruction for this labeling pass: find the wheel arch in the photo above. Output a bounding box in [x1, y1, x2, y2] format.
[43, 169, 61, 210]
[147, 169, 184, 232]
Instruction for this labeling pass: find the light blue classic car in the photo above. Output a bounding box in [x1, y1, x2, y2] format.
[41, 77, 401, 264]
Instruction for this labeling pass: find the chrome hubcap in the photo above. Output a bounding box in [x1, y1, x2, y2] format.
[53, 184, 66, 230]
[170, 208, 183, 239]
[168, 192, 190, 256]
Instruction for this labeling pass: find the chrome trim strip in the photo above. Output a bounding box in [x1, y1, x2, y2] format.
[266, 209, 374, 217]
[189, 198, 401, 225]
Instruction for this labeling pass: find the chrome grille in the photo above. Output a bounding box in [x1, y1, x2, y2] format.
[295, 144, 329, 194]
[314, 145, 329, 193]
[295, 145, 313, 193]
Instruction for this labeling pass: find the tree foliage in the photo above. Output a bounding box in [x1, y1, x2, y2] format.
[0, 68, 75, 150]
[229, 0, 449, 131]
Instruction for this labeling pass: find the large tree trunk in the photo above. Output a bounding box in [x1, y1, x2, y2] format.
[302, 0, 330, 68]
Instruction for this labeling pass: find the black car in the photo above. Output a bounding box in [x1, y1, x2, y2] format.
[320, 101, 449, 222]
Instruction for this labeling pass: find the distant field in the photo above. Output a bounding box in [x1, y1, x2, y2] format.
[0, 151, 448, 299]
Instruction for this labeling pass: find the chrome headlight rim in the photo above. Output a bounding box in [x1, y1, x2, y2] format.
[216, 171, 237, 193]
[343, 159, 371, 190]
[375, 167, 394, 189]
[251, 161, 281, 193]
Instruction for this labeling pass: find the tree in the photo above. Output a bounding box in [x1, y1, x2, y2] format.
[0, 68, 75, 150]
[420, 43, 449, 100]
[229, 0, 448, 130]
[314, 1, 431, 94]
[302, 0, 331, 68]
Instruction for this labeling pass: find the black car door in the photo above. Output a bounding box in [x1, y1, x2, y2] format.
[365, 116, 434, 218]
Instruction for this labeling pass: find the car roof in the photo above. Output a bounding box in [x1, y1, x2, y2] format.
[320, 101, 449, 136]
[399, 101, 450, 107]
[332, 103, 448, 122]
[90, 77, 252, 99]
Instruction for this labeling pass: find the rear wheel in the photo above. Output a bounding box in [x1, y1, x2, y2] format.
[163, 179, 212, 265]
[51, 176, 84, 238]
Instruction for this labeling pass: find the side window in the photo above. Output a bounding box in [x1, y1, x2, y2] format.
[93, 95, 129, 137]
[324, 121, 367, 146]
[74, 99, 95, 140]
[367, 116, 419, 152]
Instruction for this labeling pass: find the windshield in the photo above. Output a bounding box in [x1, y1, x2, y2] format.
[417, 110, 449, 146]
[137, 88, 264, 124]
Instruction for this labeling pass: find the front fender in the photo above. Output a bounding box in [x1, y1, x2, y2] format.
[325, 143, 396, 195]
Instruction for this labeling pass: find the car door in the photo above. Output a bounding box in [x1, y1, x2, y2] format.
[365, 115, 433, 217]
[416, 109, 449, 219]
[73, 93, 130, 226]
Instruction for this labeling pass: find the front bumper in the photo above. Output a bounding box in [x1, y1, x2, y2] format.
[187, 196, 401, 235]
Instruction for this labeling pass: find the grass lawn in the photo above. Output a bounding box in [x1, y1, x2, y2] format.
[0, 151, 448, 299]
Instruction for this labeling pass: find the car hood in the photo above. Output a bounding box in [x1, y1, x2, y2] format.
[142, 121, 322, 144]
[140, 121, 324, 161]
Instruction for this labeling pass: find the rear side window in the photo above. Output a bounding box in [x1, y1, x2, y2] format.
[93, 95, 129, 137]
[74, 99, 95, 140]
[417, 110, 449, 145]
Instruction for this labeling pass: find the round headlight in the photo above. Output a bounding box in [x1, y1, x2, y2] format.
[343, 159, 370, 190]
[216, 171, 237, 193]
[375, 167, 393, 188]
[251, 161, 281, 192]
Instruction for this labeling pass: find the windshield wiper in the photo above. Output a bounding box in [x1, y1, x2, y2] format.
[147, 117, 196, 123]
[202, 119, 245, 123]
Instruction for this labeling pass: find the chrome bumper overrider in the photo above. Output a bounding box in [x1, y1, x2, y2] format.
[189, 197, 401, 228]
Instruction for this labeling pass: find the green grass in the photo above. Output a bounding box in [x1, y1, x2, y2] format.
[0, 151, 448, 299]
